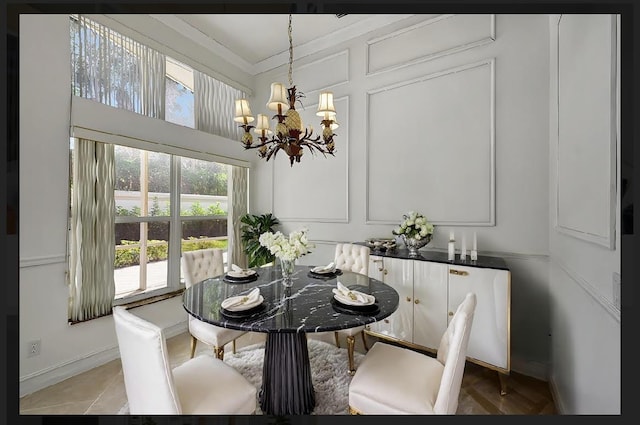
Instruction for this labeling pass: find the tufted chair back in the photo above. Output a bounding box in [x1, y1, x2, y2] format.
[181, 248, 225, 288]
[334, 243, 370, 275]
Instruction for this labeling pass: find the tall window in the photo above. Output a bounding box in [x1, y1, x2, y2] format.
[112, 145, 229, 299]
[68, 15, 248, 315]
[70, 14, 244, 138]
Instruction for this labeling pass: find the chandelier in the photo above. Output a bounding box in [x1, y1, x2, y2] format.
[233, 14, 338, 167]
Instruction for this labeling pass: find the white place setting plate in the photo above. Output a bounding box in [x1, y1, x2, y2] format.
[311, 263, 336, 274]
[221, 288, 264, 312]
[227, 269, 257, 279]
[332, 289, 376, 306]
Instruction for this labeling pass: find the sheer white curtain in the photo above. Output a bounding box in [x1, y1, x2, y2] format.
[194, 70, 249, 269]
[226, 166, 249, 269]
[68, 139, 115, 322]
[71, 14, 166, 118]
[69, 16, 167, 322]
[194, 70, 245, 140]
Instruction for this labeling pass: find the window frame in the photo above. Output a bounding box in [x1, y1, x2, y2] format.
[111, 148, 230, 305]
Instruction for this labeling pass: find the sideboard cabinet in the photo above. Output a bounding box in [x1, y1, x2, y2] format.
[366, 248, 511, 393]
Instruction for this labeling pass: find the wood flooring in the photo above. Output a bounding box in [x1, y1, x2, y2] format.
[19, 331, 557, 415]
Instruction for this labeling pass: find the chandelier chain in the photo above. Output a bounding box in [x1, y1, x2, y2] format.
[288, 14, 293, 87]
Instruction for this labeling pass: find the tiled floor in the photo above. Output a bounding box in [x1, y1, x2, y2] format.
[19, 330, 557, 415]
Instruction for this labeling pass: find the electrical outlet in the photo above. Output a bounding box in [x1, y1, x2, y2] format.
[27, 339, 41, 357]
[612, 272, 621, 310]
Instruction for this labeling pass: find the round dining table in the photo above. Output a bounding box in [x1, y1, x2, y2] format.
[182, 263, 399, 415]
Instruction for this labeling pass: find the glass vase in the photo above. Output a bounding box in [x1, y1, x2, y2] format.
[279, 258, 296, 287]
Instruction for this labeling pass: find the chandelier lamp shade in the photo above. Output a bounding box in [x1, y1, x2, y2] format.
[233, 15, 338, 167]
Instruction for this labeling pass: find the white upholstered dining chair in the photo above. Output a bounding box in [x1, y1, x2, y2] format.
[112, 305, 257, 414]
[348, 292, 477, 414]
[333, 243, 371, 375]
[181, 248, 247, 360]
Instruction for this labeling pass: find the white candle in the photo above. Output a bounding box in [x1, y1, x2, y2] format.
[449, 231, 454, 241]
[461, 234, 467, 260]
[473, 232, 477, 250]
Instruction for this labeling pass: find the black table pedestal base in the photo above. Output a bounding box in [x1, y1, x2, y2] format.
[260, 332, 315, 415]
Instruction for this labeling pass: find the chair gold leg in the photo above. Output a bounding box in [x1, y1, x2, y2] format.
[214, 346, 225, 361]
[347, 336, 356, 375]
[361, 331, 369, 351]
[232, 339, 237, 354]
[190, 335, 197, 359]
[334, 331, 341, 348]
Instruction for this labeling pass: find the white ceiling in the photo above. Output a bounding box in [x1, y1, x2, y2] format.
[149, 14, 417, 75]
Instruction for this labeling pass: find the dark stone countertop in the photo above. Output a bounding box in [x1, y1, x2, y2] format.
[359, 243, 510, 271]
[183, 265, 400, 334]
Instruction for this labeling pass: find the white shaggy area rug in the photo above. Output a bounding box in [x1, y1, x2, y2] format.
[118, 339, 363, 415]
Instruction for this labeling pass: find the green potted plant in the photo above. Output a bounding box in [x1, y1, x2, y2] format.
[240, 213, 280, 268]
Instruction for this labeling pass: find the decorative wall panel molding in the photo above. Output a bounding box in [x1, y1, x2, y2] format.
[272, 50, 349, 96]
[555, 14, 617, 249]
[366, 59, 495, 225]
[273, 96, 349, 223]
[20, 254, 67, 268]
[366, 14, 495, 76]
[552, 258, 620, 322]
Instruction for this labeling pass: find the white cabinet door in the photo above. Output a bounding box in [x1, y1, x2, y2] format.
[368, 257, 413, 341]
[413, 261, 448, 349]
[368, 255, 385, 281]
[448, 265, 510, 371]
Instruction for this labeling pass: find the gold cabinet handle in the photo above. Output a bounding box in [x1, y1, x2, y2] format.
[449, 311, 454, 316]
[406, 297, 412, 302]
[449, 269, 469, 276]
[383, 269, 388, 275]
[414, 299, 420, 304]
[384, 319, 390, 323]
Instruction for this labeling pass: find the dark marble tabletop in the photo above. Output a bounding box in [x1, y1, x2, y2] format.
[183, 265, 400, 334]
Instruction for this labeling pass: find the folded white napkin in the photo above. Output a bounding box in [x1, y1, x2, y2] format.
[333, 281, 375, 306]
[227, 264, 256, 278]
[221, 288, 262, 311]
[312, 262, 336, 274]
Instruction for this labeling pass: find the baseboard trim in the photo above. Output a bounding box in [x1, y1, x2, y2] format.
[548, 374, 567, 414]
[19, 320, 188, 397]
[510, 357, 548, 382]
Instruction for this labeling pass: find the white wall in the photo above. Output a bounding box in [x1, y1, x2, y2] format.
[250, 14, 552, 378]
[547, 14, 621, 414]
[18, 15, 210, 396]
[19, 15, 621, 414]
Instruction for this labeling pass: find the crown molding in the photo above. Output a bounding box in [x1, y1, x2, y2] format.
[152, 14, 414, 76]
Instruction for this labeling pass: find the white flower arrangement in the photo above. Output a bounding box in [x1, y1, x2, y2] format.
[392, 211, 434, 240]
[258, 227, 315, 261]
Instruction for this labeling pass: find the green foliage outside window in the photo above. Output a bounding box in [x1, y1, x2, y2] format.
[114, 238, 228, 268]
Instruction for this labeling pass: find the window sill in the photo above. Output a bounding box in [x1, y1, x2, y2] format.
[68, 289, 184, 325]
[119, 288, 184, 310]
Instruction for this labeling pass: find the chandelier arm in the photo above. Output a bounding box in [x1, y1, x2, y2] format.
[300, 134, 321, 143]
[267, 146, 281, 161]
